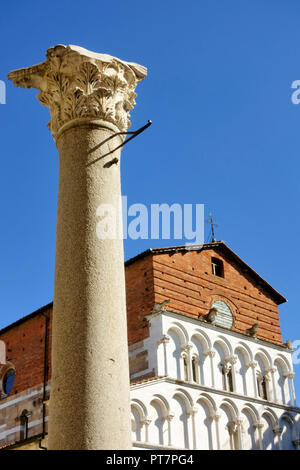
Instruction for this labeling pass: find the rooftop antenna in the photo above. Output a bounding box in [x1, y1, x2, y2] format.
[206, 212, 218, 243]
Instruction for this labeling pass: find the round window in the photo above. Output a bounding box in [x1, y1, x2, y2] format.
[3, 369, 15, 395]
[212, 301, 233, 329]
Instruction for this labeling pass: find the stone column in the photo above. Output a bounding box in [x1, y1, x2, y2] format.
[210, 412, 221, 450]
[8, 44, 147, 450]
[234, 416, 244, 450]
[285, 372, 296, 406]
[157, 335, 170, 376]
[273, 426, 283, 450]
[247, 360, 258, 397]
[141, 417, 152, 443]
[180, 343, 193, 382]
[227, 421, 238, 450]
[266, 367, 277, 402]
[166, 412, 175, 447]
[204, 349, 215, 387]
[253, 421, 264, 450]
[187, 406, 198, 449]
[225, 354, 237, 391]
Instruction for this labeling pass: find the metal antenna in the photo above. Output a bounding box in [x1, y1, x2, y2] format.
[206, 212, 218, 243]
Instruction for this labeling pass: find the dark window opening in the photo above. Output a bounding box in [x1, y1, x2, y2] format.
[222, 367, 227, 390]
[192, 357, 199, 383]
[227, 368, 234, 392]
[257, 374, 268, 400]
[222, 364, 234, 392]
[20, 410, 29, 440]
[183, 356, 188, 381]
[3, 369, 15, 396]
[261, 376, 268, 400]
[211, 257, 224, 278]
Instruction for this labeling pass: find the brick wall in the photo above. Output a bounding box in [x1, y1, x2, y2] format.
[152, 249, 283, 344]
[0, 305, 52, 397]
[125, 255, 154, 345]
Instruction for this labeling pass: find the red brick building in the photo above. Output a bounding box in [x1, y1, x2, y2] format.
[0, 242, 299, 450]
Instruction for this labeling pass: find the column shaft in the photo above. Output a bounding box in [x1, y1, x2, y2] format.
[48, 121, 131, 449]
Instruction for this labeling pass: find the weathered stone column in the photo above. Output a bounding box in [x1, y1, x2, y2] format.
[8, 45, 147, 450]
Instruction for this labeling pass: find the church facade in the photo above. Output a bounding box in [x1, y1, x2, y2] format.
[0, 242, 299, 450]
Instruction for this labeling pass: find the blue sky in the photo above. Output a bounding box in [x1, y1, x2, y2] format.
[0, 1, 300, 395]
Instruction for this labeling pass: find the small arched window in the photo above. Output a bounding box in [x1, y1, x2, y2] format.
[212, 301, 233, 329]
[222, 363, 234, 392]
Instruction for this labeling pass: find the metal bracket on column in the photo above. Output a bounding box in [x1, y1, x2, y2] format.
[115, 120, 152, 151]
[100, 120, 152, 167]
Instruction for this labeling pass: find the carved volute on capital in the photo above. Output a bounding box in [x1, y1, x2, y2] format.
[225, 355, 237, 366]
[253, 421, 264, 430]
[284, 372, 295, 380]
[204, 349, 215, 359]
[181, 343, 193, 353]
[157, 335, 170, 345]
[227, 421, 238, 434]
[246, 360, 257, 370]
[141, 417, 152, 427]
[165, 411, 175, 422]
[210, 412, 220, 422]
[187, 406, 198, 418]
[8, 44, 147, 140]
[222, 361, 232, 375]
[234, 416, 244, 427]
[273, 426, 282, 436]
[263, 371, 272, 382]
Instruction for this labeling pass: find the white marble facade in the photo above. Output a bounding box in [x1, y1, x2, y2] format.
[130, 311, 300, 450]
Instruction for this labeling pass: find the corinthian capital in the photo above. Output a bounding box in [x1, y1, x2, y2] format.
[246, 360, 257, 370]
[8, 44, 147, 139]
[204, 349, 215, 359]
[225, 355, 237, 365]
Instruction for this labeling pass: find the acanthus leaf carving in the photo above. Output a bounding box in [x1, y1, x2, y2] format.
[8, 45, 147, 140]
